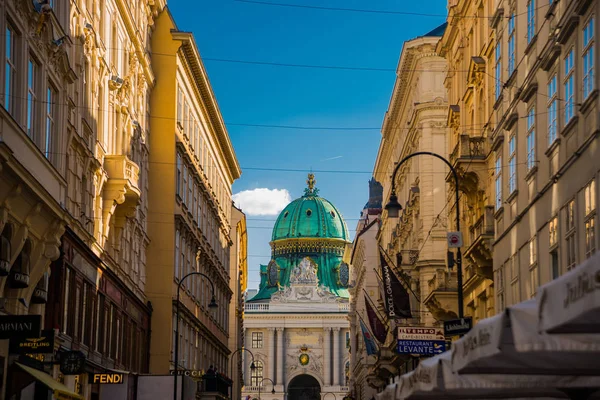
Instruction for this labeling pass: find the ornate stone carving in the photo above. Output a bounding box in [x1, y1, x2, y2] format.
[290, 257, 317, 284]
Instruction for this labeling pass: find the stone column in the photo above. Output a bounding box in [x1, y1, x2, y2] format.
[332, 327, 340, 386]
[323, 327, 331, 387]
[267, 328, 276, 382]
[276, 327, 285, 385]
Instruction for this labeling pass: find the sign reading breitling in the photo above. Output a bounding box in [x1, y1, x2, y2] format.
[9, 329, 54, 354]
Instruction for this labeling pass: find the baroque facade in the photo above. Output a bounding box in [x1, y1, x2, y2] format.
[145, 6, 241, 392]
[348, 179, 382, 400]
[437, 0, 497, 325]
[242, 175, 351, 400]
[370, 23, 450, 381]
[1, 0, 165, 398]
[229, 205, 248, 400]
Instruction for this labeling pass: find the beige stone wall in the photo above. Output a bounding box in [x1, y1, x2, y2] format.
[374, 35, 450, 324]
[489, 0, 600, 310]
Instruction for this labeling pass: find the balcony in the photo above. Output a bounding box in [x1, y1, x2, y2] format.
[449, 134, 488, 167]
[104, 155, 141, 197]
[100, 155, 141, 245]
[423, 269, 458, 320]
[464, 205, 495, 279]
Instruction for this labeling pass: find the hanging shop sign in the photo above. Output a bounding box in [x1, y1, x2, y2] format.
[9, 329, 54, 354]
[0, 315, 41, 339]
[397, 326, 446, 356]
[59, 351, 86, 375]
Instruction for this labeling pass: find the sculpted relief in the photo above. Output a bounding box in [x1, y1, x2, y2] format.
[290, 257, 318, 284]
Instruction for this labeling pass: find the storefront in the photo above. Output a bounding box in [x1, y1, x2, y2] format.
[44, 228, 151, 400]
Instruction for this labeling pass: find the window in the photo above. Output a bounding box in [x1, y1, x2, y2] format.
[4, 24, 16, 114]
[565, 200, 576, 270]
[251, 332, 263, 348]
[547, 75, 558, 145]
[177, 88, 183, 126]
[45, 85, 56, 161]
[527, 0, 535, 44]
[176, 153, 182, 197]
[564, 49, 575, 123]
[496, 265, 505, 310]
[511, 280, 520, 304]
[495, 39, 502, 100]
[551, 249, 559, 279]
[62, 268, 71, 334]
[508, 14, 516, 75]
[584, 180, 596, 258]
[182, 165, 188, 205]
[526, 108, 535, 171]
[250, 361, 263, 386]
[529, 237, 537, 266]
[27, 57, 39, 139]
[175, 229, 180, 279]
[508, 134, 516, 193]
[495, 155, 502, 210]
[510, 253, 519, 281]
[529, 264, 538, 299]
[549, 216, 558, 247]
[583, 17, 595, 99]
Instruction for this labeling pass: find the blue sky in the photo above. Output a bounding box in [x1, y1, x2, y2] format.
[169, 0, 448, 289]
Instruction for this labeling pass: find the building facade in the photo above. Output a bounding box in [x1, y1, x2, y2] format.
[146, 6, 241, 391]
[242, 175, 351, 400]
[437, 0, 497, 324]
[370, 24, 450, 382]
[229, 205, 248, 400]
[348, 179, 382, 400]
[1, 0, 164, 398]
[488, 0, 599, 309]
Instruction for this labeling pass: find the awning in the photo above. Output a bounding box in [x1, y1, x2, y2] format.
[537, 250, 600, 334]
[16, 362, 84, 400]
[451, 299, 600, 375]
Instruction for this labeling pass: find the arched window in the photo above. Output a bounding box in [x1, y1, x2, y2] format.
[251, 361, 263, 386]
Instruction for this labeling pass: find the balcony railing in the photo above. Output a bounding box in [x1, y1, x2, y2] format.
[469, 206, 495, 244]
[427, 270, 457, 293]
[245, 303, 269, 311]
[104, 155, 140, 188]
[449, 134, 488, 166]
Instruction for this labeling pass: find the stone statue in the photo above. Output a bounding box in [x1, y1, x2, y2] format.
[290, 257, 317, 284]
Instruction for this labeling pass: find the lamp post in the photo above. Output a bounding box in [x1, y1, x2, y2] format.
[384, 151, 464, 318]
[229, 348, 256, 399]
[258, 377, 275, 400]
[173, 267, 218, 400]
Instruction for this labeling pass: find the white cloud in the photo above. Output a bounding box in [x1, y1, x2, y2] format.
[232, 188, 292, 216]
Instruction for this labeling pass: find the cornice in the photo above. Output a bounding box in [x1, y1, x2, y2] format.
[172, 32, 241, 184]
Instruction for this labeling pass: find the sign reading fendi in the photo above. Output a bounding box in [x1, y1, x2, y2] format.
[0, 315, 41, 339]
[89, 373, 125, 384]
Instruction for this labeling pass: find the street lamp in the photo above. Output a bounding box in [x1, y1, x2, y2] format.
[229, 348, 257, 399]
[173, 252, 219, 400]
[384, 151, 464, 318]
[258, 377, 275, 400]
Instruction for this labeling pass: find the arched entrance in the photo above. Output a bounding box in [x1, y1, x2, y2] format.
[287, 375, 321, 400]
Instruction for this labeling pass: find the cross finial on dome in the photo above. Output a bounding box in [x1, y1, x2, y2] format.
[304, 173, 319, 196]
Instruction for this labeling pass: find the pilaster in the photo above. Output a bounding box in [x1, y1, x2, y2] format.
[323, 327, 331, 387]
[332, 327, 340, 386]
[267, 328, 275, 382]
[275, 327, 284, 386]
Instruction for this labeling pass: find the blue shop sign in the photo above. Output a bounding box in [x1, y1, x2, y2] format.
[397, 339, 446, 355]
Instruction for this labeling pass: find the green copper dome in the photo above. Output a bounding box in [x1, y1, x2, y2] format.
[271, 187, 349, 242]
[249, 174, 352, 302]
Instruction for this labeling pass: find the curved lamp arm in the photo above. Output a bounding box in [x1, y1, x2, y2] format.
[261, 377, 276, 394]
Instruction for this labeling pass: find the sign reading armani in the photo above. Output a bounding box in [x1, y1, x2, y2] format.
[9, 329, 54, 354]
[0, 315, 41, 339]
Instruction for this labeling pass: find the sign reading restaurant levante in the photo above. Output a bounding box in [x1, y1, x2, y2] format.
[397, 326, 446, 356]
[0, 315, 41, 339]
